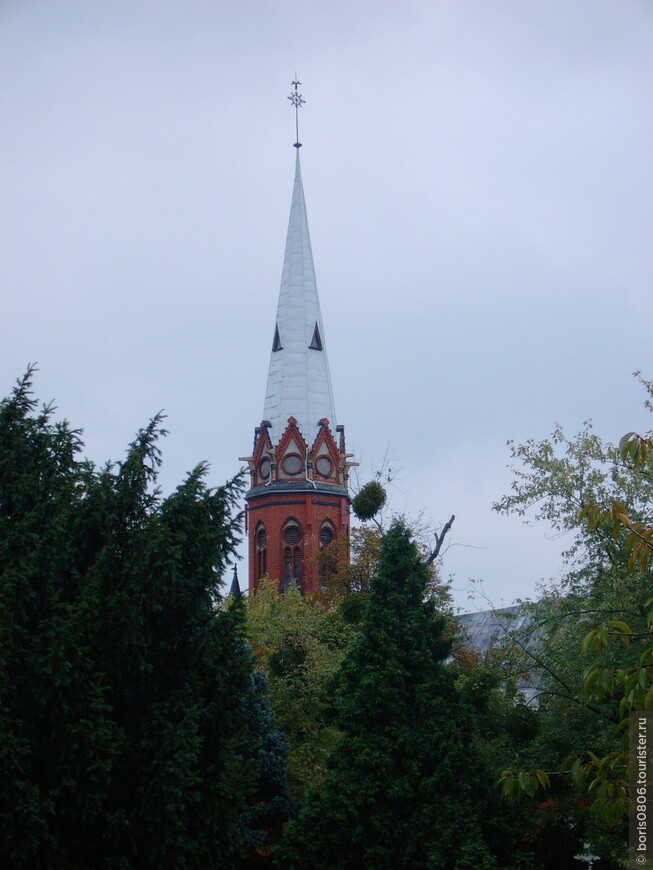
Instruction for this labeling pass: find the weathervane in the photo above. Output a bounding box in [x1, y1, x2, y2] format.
[288, 78, 305, 149]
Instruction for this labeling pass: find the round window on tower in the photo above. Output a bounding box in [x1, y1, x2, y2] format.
[319, 524, 334, 547]
[284, 523, 301, 545]
[315, 456, 333, 478]
[256, 527, 267, 549]
[259, 457, 271, 480]
[282, 454, 303, 476]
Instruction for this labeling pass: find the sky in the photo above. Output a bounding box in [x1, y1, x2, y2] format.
[2, 0, 652, 611]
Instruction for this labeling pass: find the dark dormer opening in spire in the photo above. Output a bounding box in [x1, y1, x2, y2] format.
[272, 324, 283, 352]
[309, 322, 323, 351]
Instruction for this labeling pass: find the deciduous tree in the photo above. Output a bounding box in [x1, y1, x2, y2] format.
[246, 577, 355, 800]
[493, 375, 653, 864]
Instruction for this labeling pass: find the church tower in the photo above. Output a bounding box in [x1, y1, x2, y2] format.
[240, 83, 355, 595]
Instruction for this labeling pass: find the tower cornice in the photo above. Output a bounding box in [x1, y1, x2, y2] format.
[245, 480, 350, 502]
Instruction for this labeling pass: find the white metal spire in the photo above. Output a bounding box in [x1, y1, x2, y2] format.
[262, 150, 337, 446]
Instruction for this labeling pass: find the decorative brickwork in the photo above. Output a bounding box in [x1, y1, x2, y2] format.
[242, 417, 354, 594]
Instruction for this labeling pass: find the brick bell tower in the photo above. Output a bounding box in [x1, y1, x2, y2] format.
[240, 84, 355, 595]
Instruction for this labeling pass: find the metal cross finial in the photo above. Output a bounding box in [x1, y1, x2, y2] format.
[288, 79, 305, 149]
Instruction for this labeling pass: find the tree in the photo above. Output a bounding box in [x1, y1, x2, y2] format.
[0, 370, 289, 868]
[348, 468, 455, 600]
[451, 643, 590, 868]
[492, 376, 653, 863]
[238, 666, 295, 867]
[281, 522, 494, 870]
[246, 577, 355, 800]
[0, 372, 118, 866]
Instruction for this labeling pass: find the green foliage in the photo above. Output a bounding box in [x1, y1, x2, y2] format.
[0, 370, 290, 868]
[351, 479, 386, 521]
[317, 521, 452, 619]
[246, 577, 356, 800]
[316, 525, 382, 600]
[450, 645, 592, 869]
[239, 668, 296, 863]
[281, 522, 494, 870]
[492, 376, 653, 864]
[493, 419, 652, 573]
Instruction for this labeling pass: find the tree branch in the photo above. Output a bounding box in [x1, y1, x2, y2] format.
[425, 514, 455, 565]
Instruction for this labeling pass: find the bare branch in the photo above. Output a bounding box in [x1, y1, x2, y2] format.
[425, 514, 455, 565]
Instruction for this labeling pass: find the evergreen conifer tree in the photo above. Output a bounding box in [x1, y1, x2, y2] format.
[0, 370, 290, 868]
[240, 668, 296, 867]
[282, 522, 494, 870]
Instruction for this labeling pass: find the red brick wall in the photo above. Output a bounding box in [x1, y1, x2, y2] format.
[246, 491, 349, 595]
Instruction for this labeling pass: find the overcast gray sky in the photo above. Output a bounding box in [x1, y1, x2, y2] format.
[2, 1, 651, 611]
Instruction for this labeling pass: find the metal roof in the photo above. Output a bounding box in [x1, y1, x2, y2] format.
[455, 605, 543, 703]
[456, 605, 534, 654]
[262, 152, 337, 447]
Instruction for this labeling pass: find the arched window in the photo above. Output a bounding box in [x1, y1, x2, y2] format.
[319, 521, 335, 548]
[255, 523, 267, 579]
[318, 521, 336, 588]
[282, 520, 303, 589]
[283, 520, 302, 547]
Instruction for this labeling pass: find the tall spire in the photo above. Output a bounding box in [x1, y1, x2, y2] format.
[241, 84, 355, 598]
[262, 84, 337, 446]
